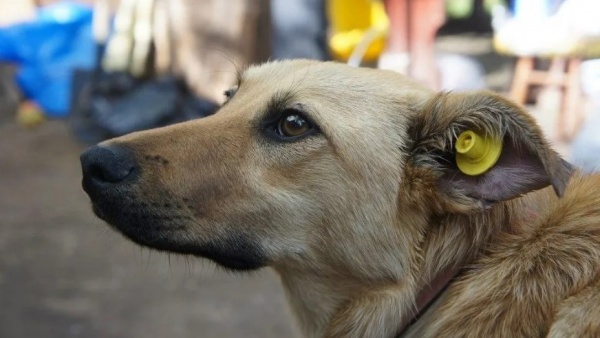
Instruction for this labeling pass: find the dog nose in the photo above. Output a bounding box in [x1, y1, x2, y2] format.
[80, 145, 138, 188]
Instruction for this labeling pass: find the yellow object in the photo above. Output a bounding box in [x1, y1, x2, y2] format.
[455, 130, 502, 176]
[327, 0, 389, 62]
[16, 102, 45, 128]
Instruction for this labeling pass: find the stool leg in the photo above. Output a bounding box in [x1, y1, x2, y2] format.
[543, 58, 566, 141]
[510, 57, 533, 105]
[561, 58, 583, 140]
[546, 58, 566, 85]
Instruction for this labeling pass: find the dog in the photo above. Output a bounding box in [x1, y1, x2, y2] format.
[81, 60, 600, 337]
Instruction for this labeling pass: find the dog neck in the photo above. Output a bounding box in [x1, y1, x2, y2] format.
[397, 266, 461, 335]
[275, 251, 465, 338]
[276, 270, 352, 337]
[274, 191, 537, 337]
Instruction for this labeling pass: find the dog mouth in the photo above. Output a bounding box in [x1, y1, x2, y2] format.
[89, 192, 268, 271]
[91, 200, 188, 231]
[89, 189, 192, 242]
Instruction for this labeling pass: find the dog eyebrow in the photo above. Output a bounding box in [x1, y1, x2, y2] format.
[266, 90, 296, 115]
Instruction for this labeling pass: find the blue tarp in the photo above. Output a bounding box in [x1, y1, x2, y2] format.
[0, 2, 95, 117]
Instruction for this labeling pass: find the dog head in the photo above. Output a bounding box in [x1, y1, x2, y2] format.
[81, 60, 572, 278]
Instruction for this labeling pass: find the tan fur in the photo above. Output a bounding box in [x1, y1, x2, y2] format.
[87, 60, 600, 337]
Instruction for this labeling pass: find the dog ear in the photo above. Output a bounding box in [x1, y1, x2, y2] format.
[407, 90, 574, 213]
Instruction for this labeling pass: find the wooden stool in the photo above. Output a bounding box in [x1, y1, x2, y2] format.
[509, 56, 584, 140]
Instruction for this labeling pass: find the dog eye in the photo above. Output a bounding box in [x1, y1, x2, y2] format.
[277, 111, 313, 138]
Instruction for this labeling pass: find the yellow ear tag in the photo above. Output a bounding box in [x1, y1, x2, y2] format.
[455, 130, 502, 176]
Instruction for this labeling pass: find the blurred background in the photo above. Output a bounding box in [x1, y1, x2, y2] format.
[2, 0, 600, 337]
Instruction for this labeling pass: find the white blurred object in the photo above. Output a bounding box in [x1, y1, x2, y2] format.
[101, 0, 156, 77]
[0, 0, 36, 27]
[129, 0, 155, 77]
[92, 0, 111, 43]
[377, 51, 410, 74]
[570, 58, 600, 172]
[570, 111, 600, 172]
[152, 0, 172, 74]
[493, 0, 600, 56]
[437, 53, 486, 92]
[377, 52, 485, 92]
[556, 0, 600, 37]
[513, 0, 550, 20]
[102, 0, 136, 72]
[580, 59, 600, 98]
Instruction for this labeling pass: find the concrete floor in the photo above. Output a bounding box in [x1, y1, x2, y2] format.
[0, 120, 299, 338]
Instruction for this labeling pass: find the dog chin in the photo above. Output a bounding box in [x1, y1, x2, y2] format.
[123, 229, 268, 271]
[93, 205, 267, 271]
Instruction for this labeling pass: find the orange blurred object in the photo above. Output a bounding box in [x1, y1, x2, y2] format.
[382, 0, 445, 89]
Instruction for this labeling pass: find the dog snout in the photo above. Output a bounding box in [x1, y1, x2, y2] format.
[80, 145, 138, 194]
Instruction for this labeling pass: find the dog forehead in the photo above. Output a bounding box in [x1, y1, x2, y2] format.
[240, 60, 430, 116]
[242, 60, 415, 94]
[242, 60, 345, 92]
[240, 59, 432, 103]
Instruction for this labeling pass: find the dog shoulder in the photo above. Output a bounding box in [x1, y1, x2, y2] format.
[547, 279, 600, 338]
[411, 172, 600, 337]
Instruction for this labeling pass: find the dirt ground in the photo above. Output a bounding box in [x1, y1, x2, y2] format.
[0, 120, 299, 338]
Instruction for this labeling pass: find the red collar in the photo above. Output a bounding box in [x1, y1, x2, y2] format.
[397, 267, 462, 336]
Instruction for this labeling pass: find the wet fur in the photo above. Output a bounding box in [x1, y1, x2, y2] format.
[86, 60, 600, 337]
